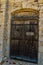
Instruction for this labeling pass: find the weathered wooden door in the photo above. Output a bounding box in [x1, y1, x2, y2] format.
[10, 20, 39, 63]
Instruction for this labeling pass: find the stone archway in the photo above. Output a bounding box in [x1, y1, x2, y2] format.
[10, 8, 39, 64]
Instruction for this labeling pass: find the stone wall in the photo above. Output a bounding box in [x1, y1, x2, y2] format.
[0, 0, 43, 65]
[39, 4, 43, 65]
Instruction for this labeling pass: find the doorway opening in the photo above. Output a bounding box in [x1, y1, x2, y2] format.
[10, 8, 39, 64]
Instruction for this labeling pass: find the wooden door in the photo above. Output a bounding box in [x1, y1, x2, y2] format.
[10, 20, 39, 63]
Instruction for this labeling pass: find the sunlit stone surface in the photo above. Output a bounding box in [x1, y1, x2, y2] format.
[0, 0, 43, 65]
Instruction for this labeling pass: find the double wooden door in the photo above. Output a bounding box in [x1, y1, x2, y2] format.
[10, 21, 39, 63]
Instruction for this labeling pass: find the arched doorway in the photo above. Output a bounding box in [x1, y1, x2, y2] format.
[10, 8, 39, 63]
